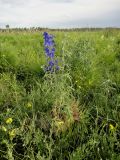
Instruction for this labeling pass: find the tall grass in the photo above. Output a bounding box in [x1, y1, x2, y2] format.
[0, 30, 120, 160]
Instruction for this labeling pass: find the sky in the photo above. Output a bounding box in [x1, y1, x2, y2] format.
[0, 0, 120, 28]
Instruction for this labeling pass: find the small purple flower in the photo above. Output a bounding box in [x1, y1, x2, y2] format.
[44, 47, 55, 58]
[49, 60, 54, 67]
[56, 66, 60, 71]
[43, 32, 54, 47]
[45, 47, 49, 55]
[43, 32, 48, 37]
[49, 48, 55, 58]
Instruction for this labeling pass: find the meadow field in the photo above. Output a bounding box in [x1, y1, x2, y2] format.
[0, 29, 120, 160]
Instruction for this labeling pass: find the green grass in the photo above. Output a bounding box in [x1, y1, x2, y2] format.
[0, 29, 120, 160]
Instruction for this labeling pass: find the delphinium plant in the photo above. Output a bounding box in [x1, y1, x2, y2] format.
[42, 32, 77, 135]
[43, 32, 59, 73]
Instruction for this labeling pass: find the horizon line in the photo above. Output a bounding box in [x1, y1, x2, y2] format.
[0, 26, 120, 30]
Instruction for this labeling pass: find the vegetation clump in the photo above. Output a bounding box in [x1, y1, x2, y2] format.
[0, 29, 120, 160]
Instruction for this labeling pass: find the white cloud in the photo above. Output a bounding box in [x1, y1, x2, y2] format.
[0, 0, 119, 28]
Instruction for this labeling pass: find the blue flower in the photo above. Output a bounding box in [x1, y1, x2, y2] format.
[43, 32, 60, 73]
[43, 32, 48, 37]
[44, 47, 55, 58]
[49, 48, 55, 58]
[49, 60, 54, 66]
[56, 66, 60, 71]
[43, 32, 54, 47]
[45, 47, 49, 56]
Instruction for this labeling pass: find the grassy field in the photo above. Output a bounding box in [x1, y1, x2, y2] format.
[0, 29, 120, 160]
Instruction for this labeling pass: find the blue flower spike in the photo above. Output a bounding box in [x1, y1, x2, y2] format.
[43, 32, 60, 73]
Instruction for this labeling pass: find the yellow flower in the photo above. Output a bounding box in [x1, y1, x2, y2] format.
[55, 120, 64, 132]
[57, 121, 64, 126]
[6, 118, 13, 124]
[27, 102, 32, 108]
[2, 126, 7, 132]
[9, 129, 16, 138]
[109, 124, 114, 130]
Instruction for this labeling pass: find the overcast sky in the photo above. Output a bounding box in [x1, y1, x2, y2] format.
[0, 0, 120, 28]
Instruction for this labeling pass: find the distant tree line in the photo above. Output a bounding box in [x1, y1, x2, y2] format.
[0, 26, 120, 32]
